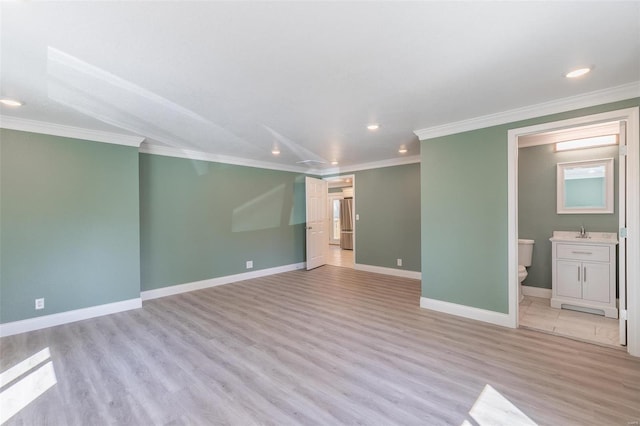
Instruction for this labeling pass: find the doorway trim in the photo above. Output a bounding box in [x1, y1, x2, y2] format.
[323, 174, 356, 261]
[327, 193, 344, 245]
[507, 106, 640, 356]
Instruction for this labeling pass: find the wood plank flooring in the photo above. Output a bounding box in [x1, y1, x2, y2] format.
[1, 266, 639, 425]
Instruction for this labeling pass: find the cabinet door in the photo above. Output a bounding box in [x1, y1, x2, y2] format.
[582, 262, 610, 303]
[556, 260, 582, 299]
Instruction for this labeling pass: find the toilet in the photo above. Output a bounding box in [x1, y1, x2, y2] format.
[518, 239, 535, 302]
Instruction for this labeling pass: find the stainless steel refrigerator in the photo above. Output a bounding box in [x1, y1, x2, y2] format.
[339, 198, 354, 250]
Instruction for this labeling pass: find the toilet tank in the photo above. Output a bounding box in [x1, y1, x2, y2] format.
[518, 239, 534, 267]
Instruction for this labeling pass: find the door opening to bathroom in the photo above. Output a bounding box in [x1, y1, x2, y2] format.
[510, 107, 639, 356]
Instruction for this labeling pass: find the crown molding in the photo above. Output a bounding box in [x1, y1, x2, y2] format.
[314, 155, 421, 176]
[1, 116, 421, 174]
[0, 116, 145, 147]
[414, 82, 640, 141]
[139, 143, 311, 174]
[140, 143, 421, 175]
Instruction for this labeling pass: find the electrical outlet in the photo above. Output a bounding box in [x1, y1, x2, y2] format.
[246, 260, 253, 269]
[355, 214, 360, 221]
[397, 258, 402, 267]
[35, 298, 45, 310]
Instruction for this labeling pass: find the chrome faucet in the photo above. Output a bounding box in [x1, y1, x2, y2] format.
[580, 225, 586, 238]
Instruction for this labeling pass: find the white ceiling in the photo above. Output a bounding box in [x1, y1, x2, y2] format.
[1, 2, 639, 172]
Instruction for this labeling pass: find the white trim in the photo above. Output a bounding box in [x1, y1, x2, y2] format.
[522, 286, 552, 299]
[420, 297, 513, 328]
[0, 116, 145, 147]
[509, 106, 640, 357]
[139, 143, 309, 174]
[507, 130, 518, 329]
[0, 298, 142, 338]
[354, 263, 421, 280]
[318, 155, 421, 175]
[414, 82, 640, 140]
[324, 174, 356, 249]
[141, 143, 421, 176]
[1, 117, 419, 175]
[326, 193, 344, 245]
[626, 107, 640, 356]
[556, 158, 614, 214]
[141, 262, 306, 301]
[518, 121, 621, 148]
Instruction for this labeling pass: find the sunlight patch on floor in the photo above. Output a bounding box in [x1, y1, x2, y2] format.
[0, 348, 57, 424]
[463, 384, 537, 426]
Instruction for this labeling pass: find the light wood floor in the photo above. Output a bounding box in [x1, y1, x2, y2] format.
[1, 266, 639, 425]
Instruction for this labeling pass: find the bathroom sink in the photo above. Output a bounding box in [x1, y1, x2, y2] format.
[549, 230, 618, 244]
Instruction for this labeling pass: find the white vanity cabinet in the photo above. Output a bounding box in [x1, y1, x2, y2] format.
[550, 233, 618, 318]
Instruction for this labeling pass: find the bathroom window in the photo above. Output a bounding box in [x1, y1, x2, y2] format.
[557, 158, 614, 214]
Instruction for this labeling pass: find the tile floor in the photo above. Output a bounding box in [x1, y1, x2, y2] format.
[519, 295, 622, 348]
[326, 244, 354, 268]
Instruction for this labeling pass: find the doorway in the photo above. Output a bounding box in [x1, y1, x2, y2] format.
[325, 175, 355, 268]
[518, 122, 622, 347]
[508, 107, 640, 356]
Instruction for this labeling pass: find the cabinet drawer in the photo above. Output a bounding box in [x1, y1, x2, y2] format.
[556, 244, 609, 262]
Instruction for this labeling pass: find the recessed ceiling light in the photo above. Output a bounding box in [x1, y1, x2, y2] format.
[331, 161, 339, 166]
[367, 124, 380, 131]
[271, 148, 280, 155]
[565, 67, 591, 78]
[0, 98, 23, 107]
[398, 147, 408, 154]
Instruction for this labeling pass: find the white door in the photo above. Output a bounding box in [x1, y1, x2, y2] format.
[305, 177, 328, 270]
[619, 121, 628, 345]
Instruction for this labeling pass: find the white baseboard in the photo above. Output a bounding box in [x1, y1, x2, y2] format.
[0, 298, 142, 338]
[354, 263, 421, 280]
[420, 297, 515, 328]
[141, 262, 306, 301]
[522, 285, 552, 299]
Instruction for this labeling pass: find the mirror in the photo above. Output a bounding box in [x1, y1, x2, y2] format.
[557, 158, 614, 214]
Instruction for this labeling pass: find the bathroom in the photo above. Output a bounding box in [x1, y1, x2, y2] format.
[517, 122, 622, 347]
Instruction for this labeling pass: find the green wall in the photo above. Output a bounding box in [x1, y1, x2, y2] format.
[519, 143, 619, 289]
[139, 153, 306, 290]
[0, 129, 140, 323]
[1, 132, 416, 323]
[422, 127, 509, 311]
[420, 98, 639, 314]
[0, 130, 417, 324]
[352, 164, 421, 272]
